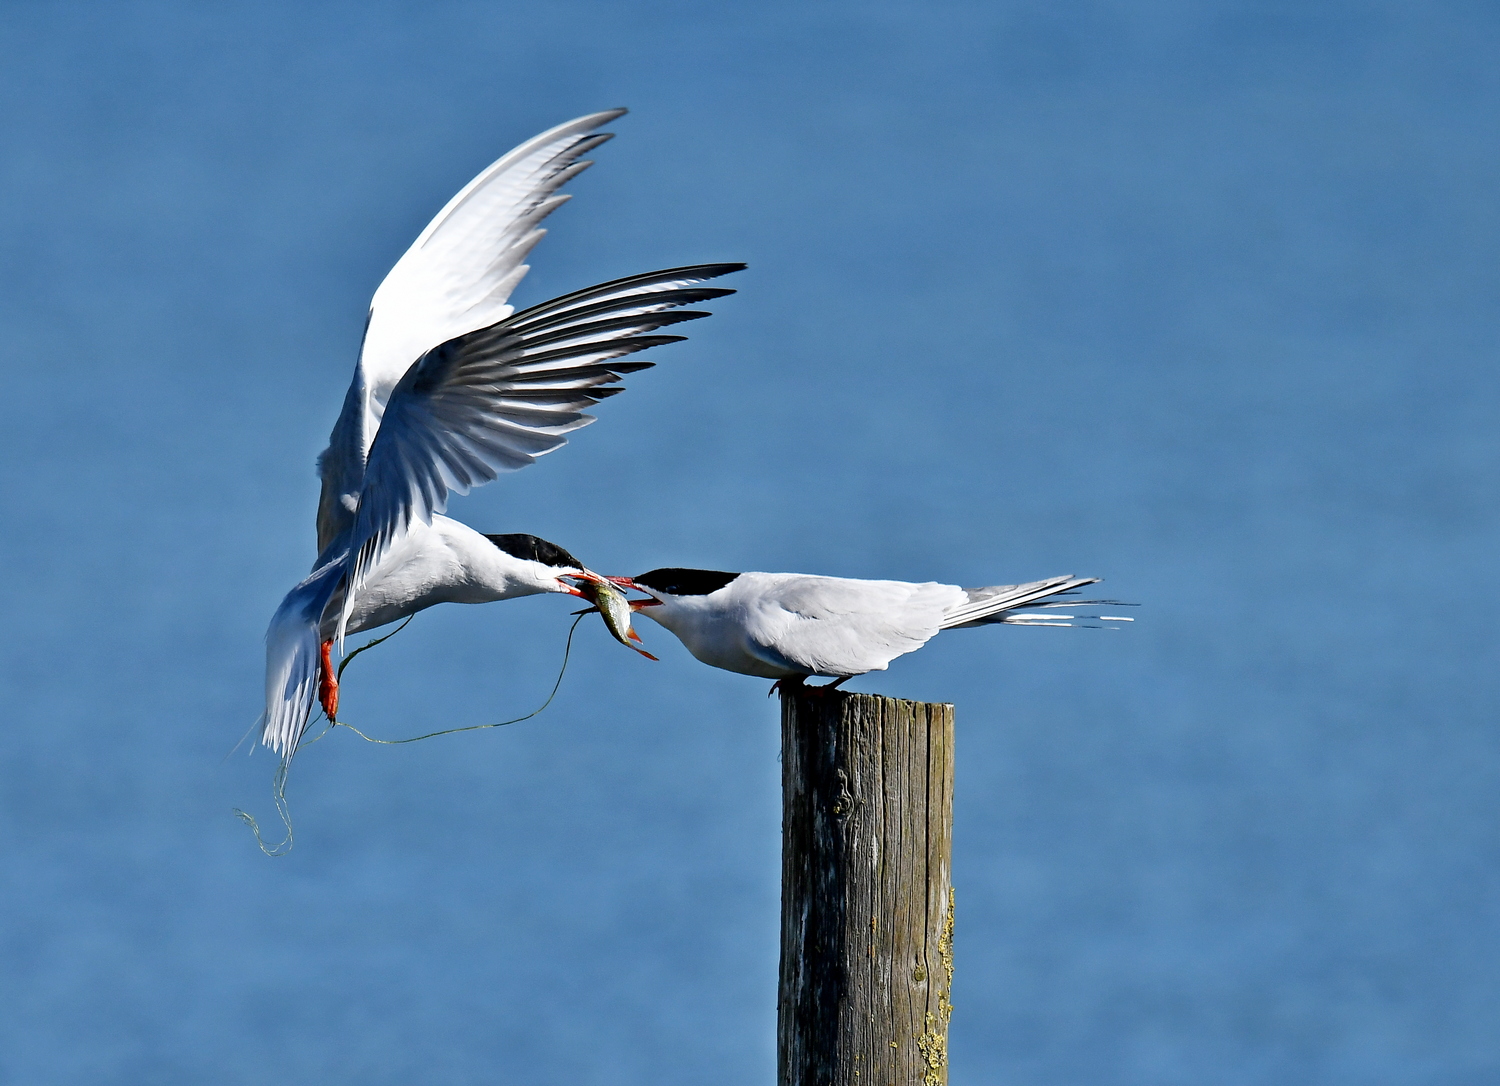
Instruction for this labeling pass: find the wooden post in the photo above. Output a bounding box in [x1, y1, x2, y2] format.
[778, 690, 956, 1086]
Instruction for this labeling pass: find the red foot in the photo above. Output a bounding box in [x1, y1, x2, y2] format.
[318, 639, 340, 721]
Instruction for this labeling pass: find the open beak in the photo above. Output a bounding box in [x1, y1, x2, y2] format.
[603, 575, 660, 607]
[560, 569, 610, 597]
[564, 572, 661, 608]
[564, 572, 661, 661]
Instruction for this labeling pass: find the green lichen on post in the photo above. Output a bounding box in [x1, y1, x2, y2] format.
[915, 887, 956, 1086]
[917, 1013, 947, 1086]
[938, 886, 956, 1021]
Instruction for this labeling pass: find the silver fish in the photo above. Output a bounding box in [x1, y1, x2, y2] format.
[580, 579, 658, 660]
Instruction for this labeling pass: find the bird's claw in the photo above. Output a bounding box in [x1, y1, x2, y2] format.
[770, 675, 848, 698]
[769, 676, 807, 698]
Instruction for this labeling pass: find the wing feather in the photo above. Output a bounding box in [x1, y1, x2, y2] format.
[335, 263, 744, 643]
[737, 574, 963, 677]
[316, 109, 628, 552]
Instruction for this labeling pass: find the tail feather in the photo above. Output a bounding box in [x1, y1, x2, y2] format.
[263, 557, 343, 763]
[993, 599, 1137, 629]
[941, 575, 1135, 630]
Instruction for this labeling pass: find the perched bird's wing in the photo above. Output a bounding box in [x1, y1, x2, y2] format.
[739, 574, 965, 678]
[335, 263, 744, 645]
[262, 554, 345, 763]
[316, 109, 627, 552]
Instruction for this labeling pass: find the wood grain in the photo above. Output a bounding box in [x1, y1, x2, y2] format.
[779, 690, 955, 1086]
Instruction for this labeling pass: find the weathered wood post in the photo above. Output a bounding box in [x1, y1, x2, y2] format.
[779, 689, 956, 1086]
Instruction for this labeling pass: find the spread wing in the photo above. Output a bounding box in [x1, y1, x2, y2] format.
[334, 263, 744, 645]
[316, 109, 628, 552]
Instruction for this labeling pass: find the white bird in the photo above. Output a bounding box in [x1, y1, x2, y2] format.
[612, 568, 1132, 690]
[262, 109, 742, 762]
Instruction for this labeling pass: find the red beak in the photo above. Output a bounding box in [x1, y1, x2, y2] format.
[561, 570, 611, 597]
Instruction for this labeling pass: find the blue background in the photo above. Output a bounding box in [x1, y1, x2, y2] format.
[1, 3, 1497, 1083]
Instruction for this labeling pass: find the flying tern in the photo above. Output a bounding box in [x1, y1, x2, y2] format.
[261, 109, 741, 763]
[610, 568, 1132, 691]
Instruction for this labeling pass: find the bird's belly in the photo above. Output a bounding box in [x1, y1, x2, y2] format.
[342, 540, 474, 635]
[691, 638, 796, 679]
[682, 617, 808, 678]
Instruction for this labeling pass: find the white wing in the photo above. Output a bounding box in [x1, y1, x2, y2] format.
[737, 573, 966, 677]
[335, 263, 744, 645]
[317, 109, 627, 552]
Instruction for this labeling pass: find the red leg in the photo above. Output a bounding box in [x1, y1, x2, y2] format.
[318, 639, 340, 722]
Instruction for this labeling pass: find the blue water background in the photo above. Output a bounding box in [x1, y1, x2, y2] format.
[0, 4, 1496, 1083]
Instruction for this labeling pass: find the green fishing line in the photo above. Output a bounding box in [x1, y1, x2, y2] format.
[336, 614, 415, 681]
[330, 612, 586, 745]
[234, 613, 587, 854]
[234, 761, 293, 856]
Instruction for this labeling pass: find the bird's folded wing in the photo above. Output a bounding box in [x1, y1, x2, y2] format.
[744, 575, 960, 677]
[335, 263, 744, 644]
[317, 109, 626, 552]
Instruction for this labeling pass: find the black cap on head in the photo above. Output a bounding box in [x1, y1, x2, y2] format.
[485, 534, 584, 571]
[633, 568, 741, 596]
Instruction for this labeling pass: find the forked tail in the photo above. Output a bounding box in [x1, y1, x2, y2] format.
[941, 575, 1136, 630]
[262, 557, 344, 764]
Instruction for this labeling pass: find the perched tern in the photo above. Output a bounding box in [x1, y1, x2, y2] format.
[613, 568, 1132, 690]
[262, 108, 742, 762]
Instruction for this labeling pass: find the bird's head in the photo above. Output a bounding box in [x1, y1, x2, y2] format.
[610, 568, 741, 608]
[483, 534, 606, 597]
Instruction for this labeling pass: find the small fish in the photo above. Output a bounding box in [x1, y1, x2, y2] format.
[578, 579, 658, 660]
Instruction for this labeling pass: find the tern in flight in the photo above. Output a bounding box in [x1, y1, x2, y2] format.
[261, 109, 741, 763]
[609, 568, 1132, 692]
